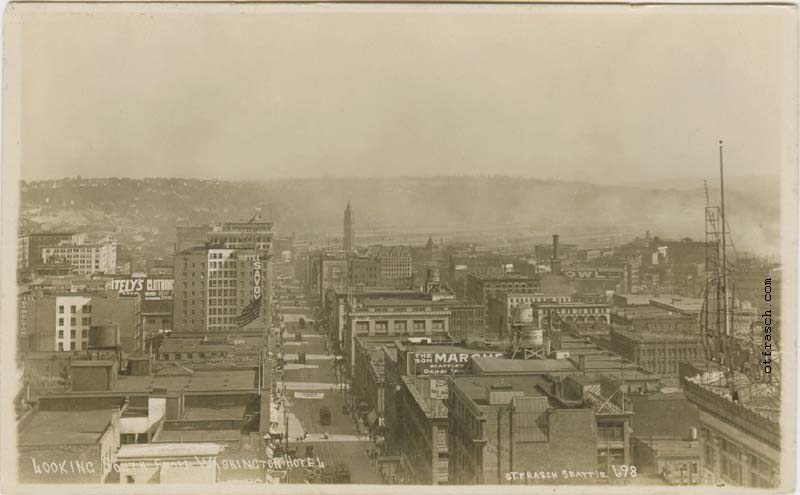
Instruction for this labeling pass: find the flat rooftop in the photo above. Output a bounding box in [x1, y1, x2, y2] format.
[470, 357, 577, 374]
[613, 293, 655, 305]
[116, 443, 222, 459]
[649, 297, 704, 313]
[612, 306, 691, 319]
[154, 430, 242, 443]
[397, 342, 501, 354]
[19, 409, 112, 446]
[114, 369, 258, 393]
[451, 375, 559, 408]
[469, 273, 539, 281]
[612, 328, 701, 342]
[182, 404, 248, 421]
[359, 298, 450, 308]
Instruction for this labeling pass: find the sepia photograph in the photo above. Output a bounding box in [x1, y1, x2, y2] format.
[1, 2, 797, 494]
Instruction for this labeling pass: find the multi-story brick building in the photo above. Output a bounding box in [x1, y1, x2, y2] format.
[41, 240, 117, 276]
[447, 301, 487, 339]
[176, 218, 274, 254]
[464, 273, 540, 305]
[487, 291, 574, 338]
[533, 301, 610, 328]
[23, 290, 142, 354]
[343, 298, 450, 373]
[348, 255, 382, 288]
[609, 328, 704, 377]
[448, 375, 598, 485]
[382, 340, 504, 485]
[365, 245, 412, 279]
[683, 371, 780, 488]
[172, 247, 269, 332]
[611, 305, 697, 333]
[19, 231, 83, 269]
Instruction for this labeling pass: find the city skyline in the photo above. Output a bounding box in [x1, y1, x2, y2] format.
[3, 1, 796, 491]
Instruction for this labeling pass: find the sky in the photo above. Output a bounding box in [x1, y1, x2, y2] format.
[10, 3, 798, 182]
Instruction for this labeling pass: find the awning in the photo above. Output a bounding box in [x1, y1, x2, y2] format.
[367, 410, 378, 426]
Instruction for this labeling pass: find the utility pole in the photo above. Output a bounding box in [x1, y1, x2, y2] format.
[284, 402, 290, 451]
[497, 409, 503, 484]
[508, 404, 514, 485]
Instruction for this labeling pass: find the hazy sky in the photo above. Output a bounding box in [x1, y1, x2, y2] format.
[12, 3, 797, 182]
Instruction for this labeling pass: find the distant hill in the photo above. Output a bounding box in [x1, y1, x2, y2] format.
[18, 176, 780, 255]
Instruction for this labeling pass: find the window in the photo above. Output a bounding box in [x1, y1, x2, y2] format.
[375, 321, 388, 332]
[58, 305, 64, 314]
[394, 321, 407, 332]
[70, 330, 76, 338]
[58, 343, 64, 351]
[83, 305, 91, 314]
[70, 306, 76, 314]
[432, 320, 445, 331]
[82, 329, 88, 338]
[70, 318, 76, 326]
[598, 425, 624, 443]
[58, 330, 64, 338]
[82, 317, 90, 325]
[58, 318, 64, 326]
[356, 321, 370, 332]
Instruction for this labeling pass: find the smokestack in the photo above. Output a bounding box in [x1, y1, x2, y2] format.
[552, 235, 559, 259]
[551, 234, 562, 274]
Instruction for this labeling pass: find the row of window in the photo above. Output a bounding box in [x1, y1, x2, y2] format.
[57, 317, 90, 326]
[355, 320, 445, 332]
[58, 305, 91, 314]
[703, 428, 777, 488]
[58, 330, 88, 338]
[57, 341, 87, 351]
[160, 351, 230, 360]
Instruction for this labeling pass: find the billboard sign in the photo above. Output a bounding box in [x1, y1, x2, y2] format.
[109, 278, 174, 300]
[253, 260, 263, 301]
[412, 351, 505, 376]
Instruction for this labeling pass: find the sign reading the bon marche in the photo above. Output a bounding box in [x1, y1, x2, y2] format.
[412, 351, 505, 376]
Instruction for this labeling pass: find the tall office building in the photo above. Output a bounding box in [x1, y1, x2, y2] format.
[173, 247, 269, 332]
[172, 216, 273, 332]
[343, 201, 354, 253]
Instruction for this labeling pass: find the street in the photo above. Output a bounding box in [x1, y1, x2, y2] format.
[271, 281, 379, 484]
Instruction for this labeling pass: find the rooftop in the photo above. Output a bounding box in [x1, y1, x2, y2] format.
[612, 305, 691, 320]
[114, 369, 258, 393]
[451, 375, 557, 408]
[19, 409, 112, 446]
[611, 328, 702, 342]
[613, 293, 657, 305]
[470, 357, 577, 375]
[182, 405, 248, 421]
[649, 297, 704, 313]
[365, 245, 412, 258]
[359, 297, 450, 308]
[396, 342, 499, 354]
[154, 430, 242, 443]
[72, 360, 117, 368]
[116, 443, 222, 459]
[468, 273, 539, 282]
